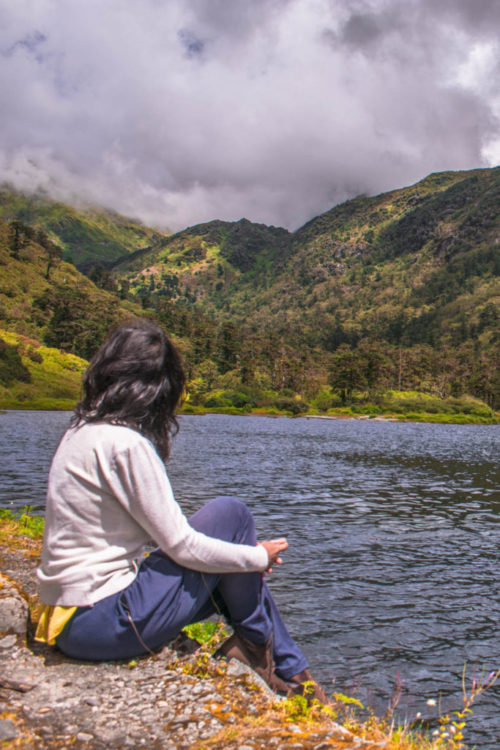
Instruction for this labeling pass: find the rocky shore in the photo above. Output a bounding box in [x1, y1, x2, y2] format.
[0, 536, 389, 749]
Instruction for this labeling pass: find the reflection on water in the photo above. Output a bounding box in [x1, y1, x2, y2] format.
[1, 411, 500, 746]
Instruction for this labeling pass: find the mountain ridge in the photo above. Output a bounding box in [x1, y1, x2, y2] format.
[1, 167, 499, 412]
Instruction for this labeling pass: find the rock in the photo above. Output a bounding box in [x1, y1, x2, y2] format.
[0, 719, 18, 741]
[94, 727, 127, 743]
[0, 634, 17, 648]
[226, 658, 277, 697]
[0, 586, 29, 635]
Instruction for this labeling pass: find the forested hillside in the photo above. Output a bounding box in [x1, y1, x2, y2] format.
[1, 168, 499, 417]
[0, 217, 152, 406]
[0, 186, 168, 270]
[109, 168, 500, 411]
[0, 217, 149, 358]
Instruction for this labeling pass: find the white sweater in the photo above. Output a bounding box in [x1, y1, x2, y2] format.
[37, 422, 268, 606]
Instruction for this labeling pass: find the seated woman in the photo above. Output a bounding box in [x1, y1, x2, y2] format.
[36, 319, 325, 700]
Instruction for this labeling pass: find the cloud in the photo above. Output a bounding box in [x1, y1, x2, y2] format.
[0, 0, 499, 231]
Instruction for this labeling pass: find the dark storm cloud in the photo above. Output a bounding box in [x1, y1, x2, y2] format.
[424, 0, 500, 31]
[0, 0, 499, 231]
[339, 12, 383, 47]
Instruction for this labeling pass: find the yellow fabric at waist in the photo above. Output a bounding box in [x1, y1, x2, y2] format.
[35, 605, 78, 645]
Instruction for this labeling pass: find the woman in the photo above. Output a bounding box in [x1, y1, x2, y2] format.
[36, 319, 325, 700]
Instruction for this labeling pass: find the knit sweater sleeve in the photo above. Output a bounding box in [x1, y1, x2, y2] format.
[107, 437, 268, 574]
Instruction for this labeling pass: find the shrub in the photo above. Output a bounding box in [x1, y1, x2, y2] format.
[203, 393, 232, 409]
[27, 347, 43, 364]
[446, 397, 493, 418]
[274, 397, 309, 415]
[225, 390, 253, 409]
[311, 390, 342, 412]
[0, 339, 31, 386]
[203, 389, 254, 410]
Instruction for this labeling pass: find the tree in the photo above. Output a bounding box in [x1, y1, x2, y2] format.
[37, 286, 122, 360]
[8, 220, 35, 259]
[9, 220, 23, 259]
[215, 322, 241, 374]
[356, 340, 394, 394]
[329, 345, 367, 404]
[0, 339, 31, 386]
[35, 228, 63, 279]
[88, 264, 118, 292]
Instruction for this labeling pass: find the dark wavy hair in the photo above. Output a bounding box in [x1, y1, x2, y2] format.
[72, 319, 186, 461]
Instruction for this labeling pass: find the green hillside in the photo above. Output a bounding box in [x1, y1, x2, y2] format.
[0, 217, 149, 357]
[1, 169, 498, 419]
[110, 169, 500, 349]
[0, 185, 169, 270]
[288, 168, 500, 351]
[107, 167, 499, 413]
[0, 328, 87, 409]
[0, 217, 158, 407]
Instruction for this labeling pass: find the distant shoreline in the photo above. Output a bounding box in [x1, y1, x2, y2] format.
[1, 404, 498, 425]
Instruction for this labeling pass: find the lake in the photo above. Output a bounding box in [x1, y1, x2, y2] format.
[1, 410, 499, 746]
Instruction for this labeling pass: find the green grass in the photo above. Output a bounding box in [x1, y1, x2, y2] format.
[377, 391, 497, 423]
[0, 328, 86, 409]
[182, 620, 228, 645]
[180, 388, 499, 424]
[0, 506, 45, 539]
[0, 397, 76, 410]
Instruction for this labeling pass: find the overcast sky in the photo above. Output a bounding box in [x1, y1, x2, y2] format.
[1, 0, 499, 231]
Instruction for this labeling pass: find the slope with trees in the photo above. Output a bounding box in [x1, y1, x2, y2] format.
[108, 167, 500, 414]
[1, 168, 498, 419]
[0, 185, 169, 270]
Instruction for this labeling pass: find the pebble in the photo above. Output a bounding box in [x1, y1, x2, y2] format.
[76, 732, 94, 742]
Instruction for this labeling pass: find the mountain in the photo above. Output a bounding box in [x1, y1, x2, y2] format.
[107, 167, 500, 342]
[109, 167, 500, 408]
[0, 214, 202, 408]
[0, 185, 169, 270]
[111, 168, 500, 343]
[1, 168, 499, 413]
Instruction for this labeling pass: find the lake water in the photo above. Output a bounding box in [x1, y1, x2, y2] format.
[1, 410, 499, 746]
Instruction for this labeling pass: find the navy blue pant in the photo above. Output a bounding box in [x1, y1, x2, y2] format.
[56, 497, 308, 680]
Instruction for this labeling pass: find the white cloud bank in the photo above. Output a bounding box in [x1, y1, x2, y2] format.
[1, 0, 499, 230]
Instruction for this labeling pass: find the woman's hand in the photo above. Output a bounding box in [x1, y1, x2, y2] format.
[258, 538, 288, 574]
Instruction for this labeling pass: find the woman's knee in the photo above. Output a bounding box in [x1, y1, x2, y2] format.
[211, 496, 249, 519]
[216, 497, 256, 544]
[190, 496, 256, 544]
[214, 496, 256, 530]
